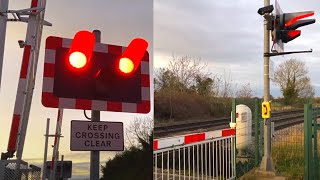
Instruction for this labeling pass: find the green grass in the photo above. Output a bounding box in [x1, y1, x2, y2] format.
[272, 144, 304, 180]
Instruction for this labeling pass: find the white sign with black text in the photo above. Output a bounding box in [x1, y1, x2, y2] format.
[70, 120, 124, 151]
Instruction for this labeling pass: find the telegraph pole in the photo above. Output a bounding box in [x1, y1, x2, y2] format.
[260, 0, 274, 172]
[90, 29, 101, 180]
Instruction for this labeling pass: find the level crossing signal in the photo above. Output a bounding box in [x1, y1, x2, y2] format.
[273, 11, 315, 43]
[67, 31, 95, 69]
[42, 30, 151, 113]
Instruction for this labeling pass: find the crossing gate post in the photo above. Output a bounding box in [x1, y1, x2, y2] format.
[313, 107, 319, 179]
[231, 98, 236, 179]
[304, 104, 320, 180]
[304, 104, 313, 180]
[254, 98, 260, 166]
[259, 98, 264, 158]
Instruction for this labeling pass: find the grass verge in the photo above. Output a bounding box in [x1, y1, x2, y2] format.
[272, 144, 304, 180]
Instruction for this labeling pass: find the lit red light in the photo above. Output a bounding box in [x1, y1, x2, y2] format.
[69, 52, 87, 68]
[119, 38, 148, 74]
[68, 31, 95, 69]
[119, 58, 134, 74]
[287, 30, 301, 38]
[285, 12, 314, 27]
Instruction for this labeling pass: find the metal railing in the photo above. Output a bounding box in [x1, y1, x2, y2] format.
[154, 129, 236, 180]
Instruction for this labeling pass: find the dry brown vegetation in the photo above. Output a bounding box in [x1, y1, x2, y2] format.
[154, 55, 249, 121]
[155, 89, 232, 121]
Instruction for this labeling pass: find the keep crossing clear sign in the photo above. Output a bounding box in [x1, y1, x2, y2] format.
[70, 120, 124, 151]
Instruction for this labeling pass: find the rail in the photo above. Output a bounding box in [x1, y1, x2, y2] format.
[154, 109, 304, 138]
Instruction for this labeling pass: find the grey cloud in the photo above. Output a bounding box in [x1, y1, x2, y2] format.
[155, 0, 264, 64]
[155, 0, 320, 96]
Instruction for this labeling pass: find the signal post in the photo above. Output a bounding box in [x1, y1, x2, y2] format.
[91, 29, 101, 180]
[261, 0, 273, 172]
[257, 0, 316, 174]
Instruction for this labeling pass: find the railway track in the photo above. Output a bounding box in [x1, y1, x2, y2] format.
[154, 109, 306, 138]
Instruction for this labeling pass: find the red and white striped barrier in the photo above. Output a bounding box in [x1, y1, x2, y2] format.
[153, 128, 236, 151]
[42, 36, 150, 113]
[7, 45, 32, 153]
[5, 0, 49, 158]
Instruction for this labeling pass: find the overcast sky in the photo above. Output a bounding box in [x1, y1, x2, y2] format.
[154, 0, 320, 97]
[0, 0, 152, 179]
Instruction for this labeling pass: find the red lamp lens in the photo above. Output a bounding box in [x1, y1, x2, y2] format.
[69, 51, 87, 68]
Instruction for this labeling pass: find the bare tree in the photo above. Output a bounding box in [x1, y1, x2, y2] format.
[167, 55, 210, 91]
[155, 55, 214, 120]
[126, 117, 153, 148]
[194, 73, 221, 97]
[296, 77, 315, 98]
[236, 83, 253, 98]
[218, 70, 236, 98]
[273, 59, 314, 101]
[155, 55, 237, 97]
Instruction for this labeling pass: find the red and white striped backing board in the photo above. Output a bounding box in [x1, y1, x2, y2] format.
[153, 128, 236, 151]
[42, 36, 150, 113]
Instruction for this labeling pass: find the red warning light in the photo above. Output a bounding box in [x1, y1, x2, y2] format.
[119, 38, 148, 74]
[69, 52, 87, 68]
[288, 30, 301, 38]
[285, 12, 314, 27]
[119, 58, 134, 74]
[68, 31, 95, 69]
